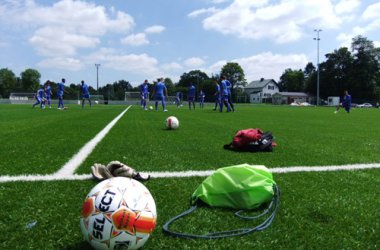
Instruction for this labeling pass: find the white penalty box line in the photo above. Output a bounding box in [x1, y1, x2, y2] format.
[1, 163, 380, 183]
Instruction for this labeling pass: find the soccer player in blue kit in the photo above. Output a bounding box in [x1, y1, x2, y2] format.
[81, 80, 92, 108]
[188, 83, 196, 110]
[151, 78, 168, 111]
[32, 85, 46, 108]
[57, 78, 65, 109]
[199, 90, 205, 108]
[175, 91, 182, 108]
[213, 80, 222, 112]
[220, 77, 231, 112]
[335, 90, 352, 113]
[140, 80, 149, 110]
[45, 81, 53, 108]
[222, 76, 235, 112]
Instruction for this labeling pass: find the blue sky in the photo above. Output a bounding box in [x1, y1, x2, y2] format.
[1, 0, 380, 88]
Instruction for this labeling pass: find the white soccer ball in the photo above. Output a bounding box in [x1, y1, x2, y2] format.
[165, 116, 179, 130]
[95, 100, 99, 104]
[80, 177, 157, 250]
[149, 106, 153, 110]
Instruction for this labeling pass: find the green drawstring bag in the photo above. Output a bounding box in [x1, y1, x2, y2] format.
[163, 164, 280, 239]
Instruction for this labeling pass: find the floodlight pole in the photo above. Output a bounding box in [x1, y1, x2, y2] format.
[95, 64, 100, 100]
[196, 72, 199, 90]
[314, 29, 322, 106]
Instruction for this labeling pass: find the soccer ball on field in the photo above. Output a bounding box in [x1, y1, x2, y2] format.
[149, 106, 153, 110]
[95, 100, 99, 104]
[80, 177, 157, 250]
[165, 116, 179, 130]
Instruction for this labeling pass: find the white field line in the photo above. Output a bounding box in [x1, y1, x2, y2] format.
[1, 163, 379, 183]
[52, 105, 131, 177]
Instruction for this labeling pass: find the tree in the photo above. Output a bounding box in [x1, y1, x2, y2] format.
[163, 77, 175, 95]
[177, 70, 209, 90]
[200, 78, 218, 102]
[220, 62, 246, 102]
[0, 68, 17, 98]
[278, 69, 305, 92]
[220, 62, 245, 87]
[350, 35, 380, 99]
[113, 80, 133, 100]
[318, 47, 354, 98]
[21, 68, 41, 92]
[304, 62, 316, 79]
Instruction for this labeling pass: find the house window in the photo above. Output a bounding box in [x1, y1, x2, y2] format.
[268, 85, 275, 90]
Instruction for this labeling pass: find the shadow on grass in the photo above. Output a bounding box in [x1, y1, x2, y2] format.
[64, 241, 92, 250]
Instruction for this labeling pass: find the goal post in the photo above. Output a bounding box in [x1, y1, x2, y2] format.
[124, 92, 179, 106]
[9, 93, 36, 104]
[125, 92, 144, 102]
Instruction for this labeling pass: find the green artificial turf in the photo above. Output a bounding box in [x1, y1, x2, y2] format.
[0, 103, 379, 249]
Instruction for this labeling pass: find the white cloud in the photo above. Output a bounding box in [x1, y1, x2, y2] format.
[362, 2, 380, 20]
[161, 62, 183, 71]
[234, 52, 309, 82]
[86, 49, 161, 78]
[0, 0, 135, 57]
[29, 27, 100, 57]
[335, 0, 360, 15]
[210, 0, 230, 4]
[207, 60, 226, 76]
[336, 32, 354, 48]
[188, 7, 218, 18]
[200, 0, 342, 43]
[184, 57, 206, 68]
[121, 33, 149, 46]
[207, 52, 308, 82]
[37, 57, 84, 71]
[145, 25, 165, 34]
[105, 54, 158, 74]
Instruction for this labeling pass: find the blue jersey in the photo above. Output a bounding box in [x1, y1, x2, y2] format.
[225, 80, 232, 94]
[154, 82, 166, 97]
[221, 80, 228, 96]
[45, 85, 52, 98]
[37, 88, 44, 99]
[215, 84, 222, 99]
[81, 83, 89, 95]
[58, 82, 64, 96]
[199, 91, 205, 99]
[140, 83, 149, 95]
[343, 94, 351, 107]
[188, 85, 196, 97]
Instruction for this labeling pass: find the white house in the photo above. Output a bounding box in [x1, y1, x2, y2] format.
[244, 78, 279, 103]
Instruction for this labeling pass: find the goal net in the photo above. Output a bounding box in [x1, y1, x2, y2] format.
[124, 92, 180, 106]
[166, 96, 179, 105]
[90, 95, 104, 104]
[125, 91, 150, 105]
[9, 92, 36, 104]
[125, 92, 145, 103]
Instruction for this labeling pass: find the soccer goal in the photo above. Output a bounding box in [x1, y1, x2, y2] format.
[9, 93, 35, 104]
[124, 92, 148, 105]
[125, 92, 143, 102]
[166, 96, 179, 105]
[90, 95, 105, 104]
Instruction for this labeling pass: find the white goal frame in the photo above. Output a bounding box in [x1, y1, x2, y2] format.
[9, 92, 36, 104]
